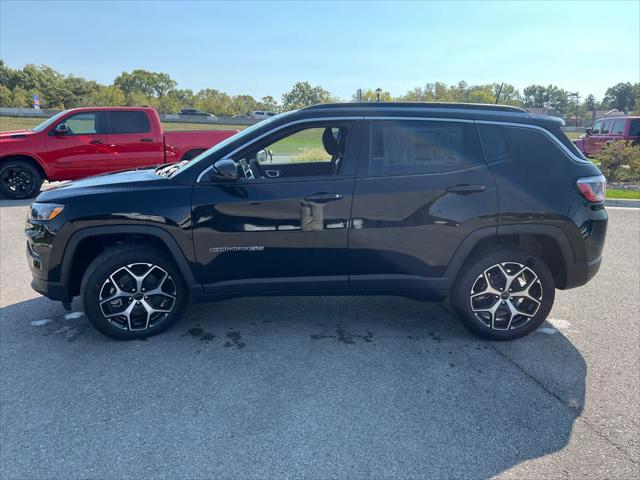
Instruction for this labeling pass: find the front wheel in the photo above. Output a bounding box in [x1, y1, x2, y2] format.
[451, 248, 555, 340]
[0, 160, 43, 199]
[81, 247, 187, 340]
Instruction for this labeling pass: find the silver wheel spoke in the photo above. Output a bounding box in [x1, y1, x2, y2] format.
[99, 263, 176, 331]
[470, 261, 543, 331]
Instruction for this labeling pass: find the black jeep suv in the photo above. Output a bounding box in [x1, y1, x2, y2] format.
[26, 103, 607, 340]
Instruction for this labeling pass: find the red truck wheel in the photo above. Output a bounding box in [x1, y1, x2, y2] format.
[0, 160, 43, 199]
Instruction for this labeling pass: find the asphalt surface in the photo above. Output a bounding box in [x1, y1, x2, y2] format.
[1, 199, 638, 479]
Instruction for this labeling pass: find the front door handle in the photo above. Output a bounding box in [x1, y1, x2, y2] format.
[140, 138, 154, 142]
[304, 192, 344, 203]
[446, 184, 486, 195]
[89, 139, 104, 145]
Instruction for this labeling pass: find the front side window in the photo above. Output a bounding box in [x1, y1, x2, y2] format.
[108, 111, 151, 134]
[611, 119, 625, 135]
[235, 124, 350, 179]
[61, 112, 98, 135]
[370, 120, 483, 176]
[601, 120, 612, 134]
[591, 120, 603, 134]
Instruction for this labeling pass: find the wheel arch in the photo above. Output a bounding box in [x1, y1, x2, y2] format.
[61, 225, 198, 298]
[0, 154, 49, 180]
[446, 224, 576, 290]
[180, 148, 206, 161]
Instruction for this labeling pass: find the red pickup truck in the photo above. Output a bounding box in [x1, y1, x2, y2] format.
[573, 115, 640, 156]
[0, 107, 238, 199]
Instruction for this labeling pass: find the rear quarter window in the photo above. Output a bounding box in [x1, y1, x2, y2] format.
[477, 124, 581, 165]
[108, 111, 151, 134]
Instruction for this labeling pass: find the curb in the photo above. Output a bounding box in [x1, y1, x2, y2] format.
[605, 198, 640, 208]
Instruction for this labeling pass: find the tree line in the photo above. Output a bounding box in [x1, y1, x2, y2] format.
[0, 60, 638, 117]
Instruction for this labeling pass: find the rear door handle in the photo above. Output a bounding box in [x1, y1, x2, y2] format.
[446, 184, 486, 194]
[89, 139, 104, 145]
[140, 138, 154, 142]
[304, 192, 344, 203]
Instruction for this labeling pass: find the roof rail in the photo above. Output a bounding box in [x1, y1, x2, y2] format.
[303, 102, 526, 113]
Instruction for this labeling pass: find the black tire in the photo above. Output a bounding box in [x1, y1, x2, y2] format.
[0, 160, 43, 199]
[181, 149, 205, 161]
[81, 246, 187, 340]
[451, 248, 555, 341]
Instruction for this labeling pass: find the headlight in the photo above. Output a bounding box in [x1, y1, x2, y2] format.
[29, 203, 65, 221]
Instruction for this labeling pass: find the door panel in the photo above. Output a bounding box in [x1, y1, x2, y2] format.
[348, 120, 498, 291]
[106, 111, 163, 169]
[192, 179, 353, 293]
[191, 120, 363, 293]
[43, 111, 114, 179]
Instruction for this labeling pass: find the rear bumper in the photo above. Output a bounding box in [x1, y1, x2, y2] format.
[562, 255, 602, 290]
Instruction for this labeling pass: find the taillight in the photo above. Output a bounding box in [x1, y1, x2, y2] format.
[577, 175, 606, 203]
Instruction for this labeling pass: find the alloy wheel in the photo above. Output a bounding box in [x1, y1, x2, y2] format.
[99, 263, 177, 331]
[1, 167, 34, 196]
[469, 262, 543, 330]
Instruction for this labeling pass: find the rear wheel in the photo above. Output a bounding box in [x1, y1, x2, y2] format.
[81, 247, 187, 340]
[451, 248, 555, 340]
[0, 160, 43, 199]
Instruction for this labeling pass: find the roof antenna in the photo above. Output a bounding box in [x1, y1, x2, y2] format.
[494, 83, 504, 105]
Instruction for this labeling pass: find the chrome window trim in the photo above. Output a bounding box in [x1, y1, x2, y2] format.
[196, 115, 588, 182]
[196, 116, 364, 182]
[475, 120, 589, 164]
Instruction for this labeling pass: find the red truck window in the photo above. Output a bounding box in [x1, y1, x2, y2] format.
[64, 112, 99, 135]
[600, 120, 613, 135]
[629, 119, 640, 137]
[611, 120, 625, 135]
[591, 120, 602, 134]
[108, 111, 151, 134]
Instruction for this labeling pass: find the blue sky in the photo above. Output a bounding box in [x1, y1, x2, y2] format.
[1, 0, 638, 101]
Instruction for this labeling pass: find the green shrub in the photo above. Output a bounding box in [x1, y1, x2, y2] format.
[594, 141, 640, 182]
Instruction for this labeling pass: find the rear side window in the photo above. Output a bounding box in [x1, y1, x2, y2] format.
[611, 120, 625, 135]
[108, 111, 151, 134]
[370, 120, 483, 176]
[478, 124, 575, 165]
[629, 119, 640, 137]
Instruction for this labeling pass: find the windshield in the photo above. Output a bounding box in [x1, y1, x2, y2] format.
[31, 110, 70, 132]
[173, 110, 296, 176]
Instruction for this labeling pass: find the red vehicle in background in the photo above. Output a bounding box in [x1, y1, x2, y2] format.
[0, 107, 238, 199]
[573, 116, 640, 157]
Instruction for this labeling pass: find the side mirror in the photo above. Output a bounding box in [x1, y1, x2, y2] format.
[209, 158, 238, 181]
[55, 123, 68, 135]
[585, 128, 591, 135]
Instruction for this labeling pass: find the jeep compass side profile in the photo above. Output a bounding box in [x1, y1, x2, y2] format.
[26, 103, 607, 340]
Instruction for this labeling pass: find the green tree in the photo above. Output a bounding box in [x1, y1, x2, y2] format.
[258, 95, 279, 112]
[584, 94, 598, 118]
[353, 88, 393, 102]
[11, 87, 29, 107]
[603, 82, 636, 112]
[114, 69, 177, 101]
[86, 85, 126, 106]
[282, 81, 333, 110]
[0, 84, 12, 106]
[523, 85, 547, 108]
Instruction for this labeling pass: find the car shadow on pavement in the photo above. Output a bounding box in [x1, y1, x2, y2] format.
[1, 294, 586, 479]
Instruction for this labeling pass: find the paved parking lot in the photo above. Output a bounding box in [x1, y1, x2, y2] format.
[1, 199, 638, 479]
